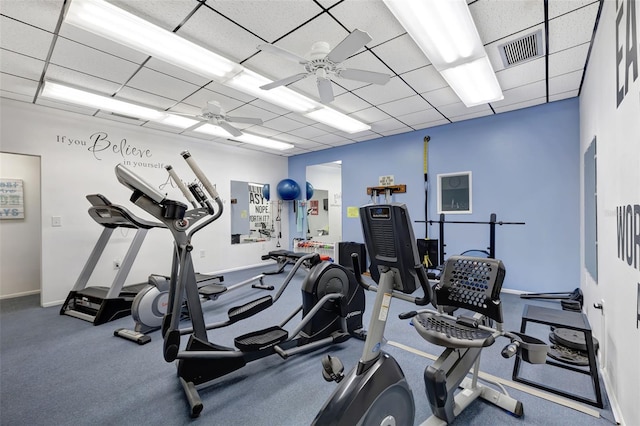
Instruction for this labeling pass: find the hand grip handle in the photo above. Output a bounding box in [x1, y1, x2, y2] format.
[181, 151, 219, 199]
[398, 311, 417, 320]
[165, 165, 197, 208]
[501, 341, 519, 358]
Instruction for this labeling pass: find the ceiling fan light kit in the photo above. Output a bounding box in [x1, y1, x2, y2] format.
[383, 0, 503, 107]
[59, 0, 372, 148]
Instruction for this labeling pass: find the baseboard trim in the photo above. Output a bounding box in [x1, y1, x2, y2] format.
[601, 368, 624, 425]
[0, 289, 40, 300]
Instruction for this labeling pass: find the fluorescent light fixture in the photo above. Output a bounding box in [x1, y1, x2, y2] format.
[383, 0, 503, 106]
[194, 125, 294, 151]
[65, 0, 242, 81]
[305, 107, 371, 133]
[63, 0, 370, 132]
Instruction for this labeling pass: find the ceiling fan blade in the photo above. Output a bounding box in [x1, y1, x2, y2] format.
[257, 43, 309, 64]
[260, 72, 309, 90]
[183, 120, 205, 132]
[317, 77, 334, 104]
[226, 116, 263, 125]
[326, 29, 372, 63]
[218, 120, 243, 137]
[338, 68, 391, 85]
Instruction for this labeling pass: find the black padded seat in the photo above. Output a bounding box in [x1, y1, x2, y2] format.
[412, 313, 495, 348]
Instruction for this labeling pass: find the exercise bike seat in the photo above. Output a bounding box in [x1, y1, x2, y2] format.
[412, 314, 495, 348]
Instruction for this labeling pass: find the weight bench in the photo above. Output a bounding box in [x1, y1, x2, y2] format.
[261, 250, 307, 275]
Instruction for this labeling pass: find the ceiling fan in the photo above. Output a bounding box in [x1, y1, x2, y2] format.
[183, 100, 263, 137]
[257, 29, 391, 104]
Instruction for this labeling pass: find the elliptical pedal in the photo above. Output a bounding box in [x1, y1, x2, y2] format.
[227, 295, 274, 323]
[234, 326, 288, 351]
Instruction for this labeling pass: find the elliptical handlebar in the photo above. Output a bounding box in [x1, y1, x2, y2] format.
[350, 253, 431, 306]
[165, 165, 198, 208]
[181, 151, 219, 200]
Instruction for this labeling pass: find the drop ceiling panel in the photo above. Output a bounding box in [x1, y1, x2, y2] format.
[495, 57, 545, 91]
[230, 103, 279, 124]
[378, 95, 432, 117]
[548, 70, 582, 95]
[370, 117, 407, 133]
[126, 67, 200, 102]
[116, 86, 178, 110]
[0, 90, 33, 104]
[371, 34, 431, 74]
[288, 125, 329, 140]
[349, 106, 392, 123]
[44, 64, 123, 95]
[352, 76, 414, 105]
[0, 74, 39, 98]
[0, 17, 54, 61]
[400, 66, 448, 94]
[414, 118, 450, 130]
[203, 0, 323, 42]
[548, 2, 599, 54]
[439, 102, 491, 118]
[492, 80, 546, 108]
[312, 133, 351, 145]
[328, 0, 407, 45]
[262, 115, 306, 133]
[0, 50, 45, 81]
[548, 0, 598, 19]
[549, 89, 579, 102]
[204, 81, 257, 103]
[180, 88, 244, 111]
[1, 0, 64, 32]
[177, 5, 266, 64]
[396, 108, 444, 127]
[421, 86, 460, 108]
[331, 92, 373, 114]
[493, 96, 546, 114]
[50, 38, 140, 83]
[144, 58, 212, 87]
[449, 109, 494, 122]
[548, 43, 590, 77]
[470, 0, 544, 44]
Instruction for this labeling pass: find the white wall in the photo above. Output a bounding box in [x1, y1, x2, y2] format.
[579, 1, 640, 424]
[0, 152, 41, 298]
[0, 99, 289, 307]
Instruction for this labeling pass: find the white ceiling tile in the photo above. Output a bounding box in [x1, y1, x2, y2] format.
[491, 80, 546, 108]
[548, 2, 599, 53]
[36, 98, 98, 116]
[413, 118, 450, 130]
[378, 95, 432, 117]
[495, 57, 545, 91]
[0, 74, 39, 98]
[145, 58, 211, 87]
[470, 0, 544, 44]
[421, 86, 460, 107]
[177, 5, 266, 64]
[109, 0, 198, 31]
[285, 112, 316, 126]
[329, 0, 407, 45]
[182, 88, 246, 112]
[1, 0, 64, 32]
[1, 90, 33, 103]
[44, 64, 123, 95]
[288, 125, 330, 140]
[230, 103, 279, 122]
[251, 99, 291, 116]
[349, 106, 391, 123]
[58, 24, 148, 63]
[204, 0, 323, 42]
[205, 81, 257, 103]
[548, 43, 590, 77]
[548, 0, 598, 19]
[351, 130, 380, 142]
[449, 109, 494, 122]
[372, 33, 431, 74]
[1, 16, 54, 61]
[400, 66, 448, 94]
[395, 108, 444, 127]
[493, 96, 546, 114]
[549, 69, 582, 94]
[439, 102, 491, 118]
[244, 126, 280, 138]
[126, 67, 199, 101]
[379, 127, 412, 137]
[116, 87, 177, 110]
[549, 89, 579, 102]
[0, 50, 45, 81]
[263, 115, 306, 133]
[50, 37, 140, 83]
[370, 117, 406, 133]
[312, 132, 350, 145]
[331, 92, 372, 114]
[352, 76, 414, 105]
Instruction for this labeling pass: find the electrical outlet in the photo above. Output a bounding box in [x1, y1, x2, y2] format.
[113, 259, 121, 270]
[200, 250, 206, 258]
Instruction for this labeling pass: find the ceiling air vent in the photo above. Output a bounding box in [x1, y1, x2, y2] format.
[498, 29, 544, 68]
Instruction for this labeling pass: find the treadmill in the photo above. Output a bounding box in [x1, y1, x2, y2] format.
[60, 194, 165, 325]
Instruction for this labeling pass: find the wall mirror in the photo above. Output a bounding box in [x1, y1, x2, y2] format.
[230, 180, 272, 244]
[305, 162, 342, 243]
[437, 171, 472, 214]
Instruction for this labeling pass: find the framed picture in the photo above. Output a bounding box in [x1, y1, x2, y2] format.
[437, 172, 472, 214]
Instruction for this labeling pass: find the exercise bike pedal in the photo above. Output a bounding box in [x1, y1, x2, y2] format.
[321, 355, 344, 383]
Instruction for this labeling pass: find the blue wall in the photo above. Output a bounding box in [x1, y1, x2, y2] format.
[289, 98, 580, 293]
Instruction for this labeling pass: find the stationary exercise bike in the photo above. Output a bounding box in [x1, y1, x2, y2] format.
[114, 152, 366, 418]
[313, 203, 547, 425]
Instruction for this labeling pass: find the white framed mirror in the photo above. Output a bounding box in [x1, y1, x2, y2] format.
[230, 180, 272, 244]
[305, 161, 342, 243]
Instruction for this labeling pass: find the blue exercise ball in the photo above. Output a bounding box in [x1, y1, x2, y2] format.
[306, 182, 314, 200]
[262, 184, 270, 201]
[277, 179, 300, 200]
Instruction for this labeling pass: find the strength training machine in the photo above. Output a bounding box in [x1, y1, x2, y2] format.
[60, 194, 165, 325]
[313, 203, 547, 425]
[114, 151, 366, 418]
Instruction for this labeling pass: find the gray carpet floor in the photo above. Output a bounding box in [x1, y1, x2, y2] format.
[0, 265, 618, 425]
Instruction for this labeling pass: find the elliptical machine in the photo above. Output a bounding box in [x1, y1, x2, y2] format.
[114, 152, 366, 418]
[313, 203, 548, 425]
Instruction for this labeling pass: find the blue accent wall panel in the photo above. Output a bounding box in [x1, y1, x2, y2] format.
[289, 98, 580, 293]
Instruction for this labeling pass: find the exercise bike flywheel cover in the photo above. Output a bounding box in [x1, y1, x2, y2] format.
[551, 327, 599, 352]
